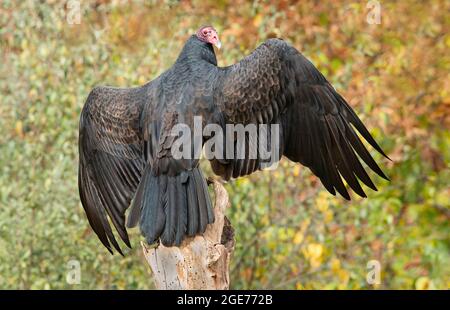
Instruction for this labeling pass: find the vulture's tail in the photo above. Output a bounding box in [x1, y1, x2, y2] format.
[127, 166, 214, 246]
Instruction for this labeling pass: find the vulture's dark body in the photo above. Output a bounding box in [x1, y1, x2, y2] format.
[79, 35, 388, 254]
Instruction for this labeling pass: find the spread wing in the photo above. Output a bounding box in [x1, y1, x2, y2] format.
[212, 38, 389, 199]
[78, 86, 145, 254]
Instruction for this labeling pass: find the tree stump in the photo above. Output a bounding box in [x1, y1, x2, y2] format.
[141, 180, 235, 290]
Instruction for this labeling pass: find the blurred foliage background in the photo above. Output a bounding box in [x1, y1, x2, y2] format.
[0, 0, 449, 289]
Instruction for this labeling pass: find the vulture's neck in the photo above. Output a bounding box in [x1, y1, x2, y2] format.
[174, 35, 217, 67]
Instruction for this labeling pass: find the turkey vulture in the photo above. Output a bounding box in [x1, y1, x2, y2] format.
[78, 26, 389, 254]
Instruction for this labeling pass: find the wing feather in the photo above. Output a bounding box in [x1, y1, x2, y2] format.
[78, 86, 145, 254]
[211, 38, 389, 199]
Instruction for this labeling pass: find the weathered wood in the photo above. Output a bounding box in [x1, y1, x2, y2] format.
[141, 180, 235, 290]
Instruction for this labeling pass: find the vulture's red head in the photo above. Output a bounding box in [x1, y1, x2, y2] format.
[196, 26, 221, 49]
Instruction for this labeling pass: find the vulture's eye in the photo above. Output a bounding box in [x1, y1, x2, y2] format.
[203, 30, 208, 35]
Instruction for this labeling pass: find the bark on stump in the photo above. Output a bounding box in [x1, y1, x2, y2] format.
[141, 180, 235, 290]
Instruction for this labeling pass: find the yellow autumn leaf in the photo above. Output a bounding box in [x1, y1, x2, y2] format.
[15, 121, 24, 138]
[267, 240, 277, 251]
[290, 263, 299, 274]
[138, 75, 147, 84]
[436, 190, 449, 206]
[324, 209, 334, 223]
[237, 178, 250, 186]
[275, 254, 286, 263]
[415, 277, 434, 290]
[330, 258, 341, 273]
[300, 218, 311, 232]
[28, 88, 38, 99]
[116, 75, 125, 85]
[261, 214, 269, 226]
[293, 231, 304, 245]
[278, 228, 288, 241]
[293, 165, 300, 177]
[20, 39, 28, 50]
[303, 243, 324, 269]
[445, 34, 450, 48]
[315, 191, 330, 212]
[253, 14, 263, 27]
[337, 269, 350, 284]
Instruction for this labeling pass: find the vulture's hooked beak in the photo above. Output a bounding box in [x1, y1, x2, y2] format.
[214, 40, 222, 49]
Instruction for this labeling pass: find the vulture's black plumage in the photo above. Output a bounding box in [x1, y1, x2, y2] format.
[78, 26, 389, 254]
